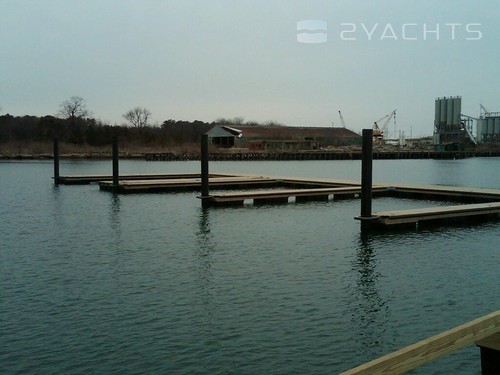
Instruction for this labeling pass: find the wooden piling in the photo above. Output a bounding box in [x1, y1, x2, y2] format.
[201, 133, 210, 207]
[53, 138, 60, 185]
[360, 129, 374, 229]
[112, 135, 119, 192]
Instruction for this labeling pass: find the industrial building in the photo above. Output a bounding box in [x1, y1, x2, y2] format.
[477, 107, 500, 143]
[433, 96, 499, 148]
[433, 96, 471, 146]
[207, 125, 361, 150]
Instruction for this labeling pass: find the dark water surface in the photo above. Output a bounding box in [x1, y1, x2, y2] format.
[1, 158, 499, 374]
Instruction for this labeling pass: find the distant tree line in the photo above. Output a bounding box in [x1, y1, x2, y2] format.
[0, 115, 287, 151]
[215, 117, 283, 127]
[0, 114, 217, 148]
[0, 96, 284, 152]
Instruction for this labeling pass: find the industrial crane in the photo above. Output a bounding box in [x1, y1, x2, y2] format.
[338, 111, 346, 128]
[373, 109, 396, 140]
[480, 104, 489, 118]
[479, 103, 500, 118]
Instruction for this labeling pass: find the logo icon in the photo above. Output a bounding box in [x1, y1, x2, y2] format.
[297, 20, 328, 43]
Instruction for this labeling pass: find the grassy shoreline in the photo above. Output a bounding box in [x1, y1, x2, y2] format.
[0, 140, 201, 160]
[2, 141, 499, 161]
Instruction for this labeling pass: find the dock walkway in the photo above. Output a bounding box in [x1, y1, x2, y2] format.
[55, 171, 500, 229]
[206, 186, 390, 205]
[99, 175, 283, 193]
[372, 202, 500, 226]
[57, 173, 230, 185]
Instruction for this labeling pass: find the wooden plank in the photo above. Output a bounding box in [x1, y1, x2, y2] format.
[375, 202, 500, 225]
[209, 186, 389, 203]
[101, 176, 261, 185]
[340, 310, 500, 375]
[100, 176, 276, 187]
[99, 176, 284, 192]
[58, 173, 231, 184]
[390, 183, 500, 196]
[233, 175, 500, 200]
[229, 173, 367, 187]
[388, 183, 500, 201]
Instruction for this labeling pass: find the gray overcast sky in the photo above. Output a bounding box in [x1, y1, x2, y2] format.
[1, 0, 499, 136]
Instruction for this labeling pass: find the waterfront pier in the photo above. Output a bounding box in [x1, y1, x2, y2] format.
[51, 134, 500, 229]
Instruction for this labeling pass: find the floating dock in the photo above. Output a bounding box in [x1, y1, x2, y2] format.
[205, 186, 390, 205]
[98, 175, 283, 192]
[386, 183, 500, 202]
[96, 173, 372, 193]
[53, 170, 500, 228]
[57, 173, 230, 185]
[198, 177, 500, 227]
[370, 202, 500, 227]
[51, 134, 500, 229]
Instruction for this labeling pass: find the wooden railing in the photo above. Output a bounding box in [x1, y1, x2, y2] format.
[340, 310, 500, 374]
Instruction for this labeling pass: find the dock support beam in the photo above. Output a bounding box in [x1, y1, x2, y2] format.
[479, 346, 500, 375]
[201, 133, 210, 207]
[53, 138, 60, 185]
[360, 129, 374, 230]
[476, 332, 500, 375]
[112, 135, 119, 192]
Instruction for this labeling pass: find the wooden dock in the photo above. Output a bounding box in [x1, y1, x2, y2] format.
[98, 175, 284, 193]
[387, 183, 500, 202]
[54, 169, 500, 228]
[195, 175, 500, 228]
[57, 173, 230, 185]
[371, 202, 500, 227]
[92, 172, 499, 227]
[51, 135, 499, 228]
[96, 173, 371, 193]
[205, 186, 390, 206]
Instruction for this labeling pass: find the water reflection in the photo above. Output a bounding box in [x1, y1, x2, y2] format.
[195, 208, 216, 287]
[195, 208, 219, 331]
[348, 232, 390, 348]
[50, 184, 64, 230]
[109, 194, 122, 239]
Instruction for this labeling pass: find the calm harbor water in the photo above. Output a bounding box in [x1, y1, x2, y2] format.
[1, 158, 499, 374]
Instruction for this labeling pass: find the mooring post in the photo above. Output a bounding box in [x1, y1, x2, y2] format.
[360, 128, 374, 229]
[53, 137, 60, 185]
[201, 133, 210, 207]
[112, 135, 119, 192]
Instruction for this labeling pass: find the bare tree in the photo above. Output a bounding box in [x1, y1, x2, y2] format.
[123, 107, 152, 127]
[58, 96, 91, 119]
[215, 117, 245, 125]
